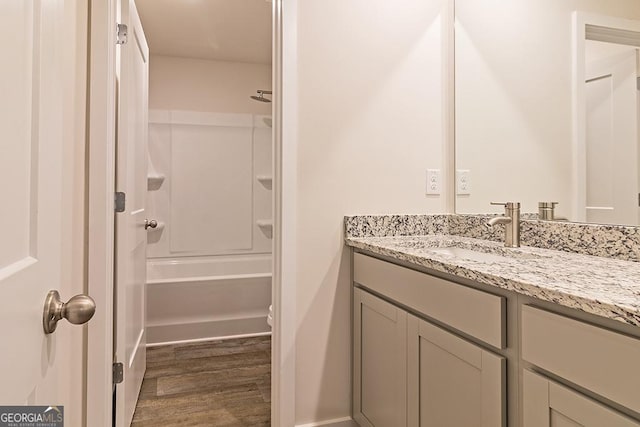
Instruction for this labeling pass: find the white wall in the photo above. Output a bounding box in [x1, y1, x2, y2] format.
[455, 0, 640, 218]
[149, 54, 272, 114]
[294, 0, 450, 423]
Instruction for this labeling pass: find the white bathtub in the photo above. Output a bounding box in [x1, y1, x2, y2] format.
[146, 254, 272, 346]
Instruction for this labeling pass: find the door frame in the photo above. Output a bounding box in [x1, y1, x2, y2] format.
[271, 0, 298, 425]
[86, 0, 118, 425]
[85, 0, 299, 426]
[572, 12, 640, 223]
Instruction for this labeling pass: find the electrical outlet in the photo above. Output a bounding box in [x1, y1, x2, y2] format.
[426, 169, 441, 195]
[457, 170, 471, 195]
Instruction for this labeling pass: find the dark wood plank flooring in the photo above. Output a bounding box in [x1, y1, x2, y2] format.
[131, 336, 271, 427]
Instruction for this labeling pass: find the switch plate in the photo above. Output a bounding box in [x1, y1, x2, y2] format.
[457, 170, 471, 195]
[426, 169, 441, 195]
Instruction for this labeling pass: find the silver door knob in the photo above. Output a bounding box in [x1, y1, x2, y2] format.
[145, 219, 158, 230]
[43, 290, 96, 334]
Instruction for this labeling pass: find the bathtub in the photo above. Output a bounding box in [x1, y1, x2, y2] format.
[146, 254, 272, 346]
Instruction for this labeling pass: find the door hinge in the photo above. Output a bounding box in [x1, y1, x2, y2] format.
[113, 362, 124, 384]
[115, 192, 126, 213]
[116, 23, 128, 45]
[637, 76, 640, 91]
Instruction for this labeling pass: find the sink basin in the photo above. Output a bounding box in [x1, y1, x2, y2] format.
[384, 236, 548, 262]
[428, 247, 509, 263]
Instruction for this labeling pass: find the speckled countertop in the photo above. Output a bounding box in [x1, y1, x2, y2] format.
[346, 234, 640, 327]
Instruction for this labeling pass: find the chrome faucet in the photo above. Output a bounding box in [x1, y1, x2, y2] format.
[538, 201, 567, 221]
[486, 202, 521, 247]
[538, 202, 558, 220]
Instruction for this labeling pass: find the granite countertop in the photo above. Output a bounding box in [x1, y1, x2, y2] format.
[345, 234, 640, 327]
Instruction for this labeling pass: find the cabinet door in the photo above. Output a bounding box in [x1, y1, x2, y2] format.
[523, 370, 640, 427]
[407, 314, 505, 427]
[354, 288, 407, 427]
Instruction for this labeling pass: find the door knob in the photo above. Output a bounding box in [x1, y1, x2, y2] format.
[43, 290, 96, 334]
[145, 219, 158, 230]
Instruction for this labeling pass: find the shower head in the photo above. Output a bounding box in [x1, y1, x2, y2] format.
[250, 89, 272, 103]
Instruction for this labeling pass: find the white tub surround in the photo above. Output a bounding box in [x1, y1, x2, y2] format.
[147, 110, 273, 257]
[146, 110, 273, 345]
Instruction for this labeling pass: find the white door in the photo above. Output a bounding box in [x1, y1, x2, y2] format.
[585, 48, 639, 224]
[0, 0, 88, 425]
[114, 0, 149, 425]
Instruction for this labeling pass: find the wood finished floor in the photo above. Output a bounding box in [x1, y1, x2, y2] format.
[131, 336, 271, 427]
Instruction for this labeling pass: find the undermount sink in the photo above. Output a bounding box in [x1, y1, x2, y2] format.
[386, 236, 548, 262]
[428, 247, 510, 263]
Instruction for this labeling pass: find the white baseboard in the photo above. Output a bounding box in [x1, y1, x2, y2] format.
[295, 417, 356, 427]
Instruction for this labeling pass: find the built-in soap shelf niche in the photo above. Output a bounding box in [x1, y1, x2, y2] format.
[147, 174, 166, 191]
[256, 175, 273, 190]
[256, 174, 273, 238]
[256, 219, 273, 239]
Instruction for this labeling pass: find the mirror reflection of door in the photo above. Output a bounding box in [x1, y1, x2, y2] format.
[584, 41, 639, 224]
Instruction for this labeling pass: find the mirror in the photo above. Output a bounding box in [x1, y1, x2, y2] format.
[454, 0, 640, 225]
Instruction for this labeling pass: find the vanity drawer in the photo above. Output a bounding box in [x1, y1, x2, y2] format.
[353, 253, 505, 349]
[521, 305, 640, 414]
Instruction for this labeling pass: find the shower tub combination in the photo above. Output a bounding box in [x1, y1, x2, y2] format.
[146, 109, 273, 346]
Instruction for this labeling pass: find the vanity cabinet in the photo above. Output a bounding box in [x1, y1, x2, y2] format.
[353, 288, 407, 427]
[407, 314, 505, 427]
[353, 252, 506, 349]
[522, 370, 640, 427]
[352, 251, 640, 426]
[521, 305, 640, 419]
[353, 252, 506, 427]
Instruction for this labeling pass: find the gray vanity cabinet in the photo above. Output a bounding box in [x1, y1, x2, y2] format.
[521, 304, 640, 424]
[352, 251, 640, 426]
[353, 287, 407, 427]
[407, 314, 506, 427]
[353, 253, 507, 426]
[522, 370, 640, 427]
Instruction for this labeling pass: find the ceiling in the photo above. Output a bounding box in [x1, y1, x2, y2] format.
[136, 0, 272, 64]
